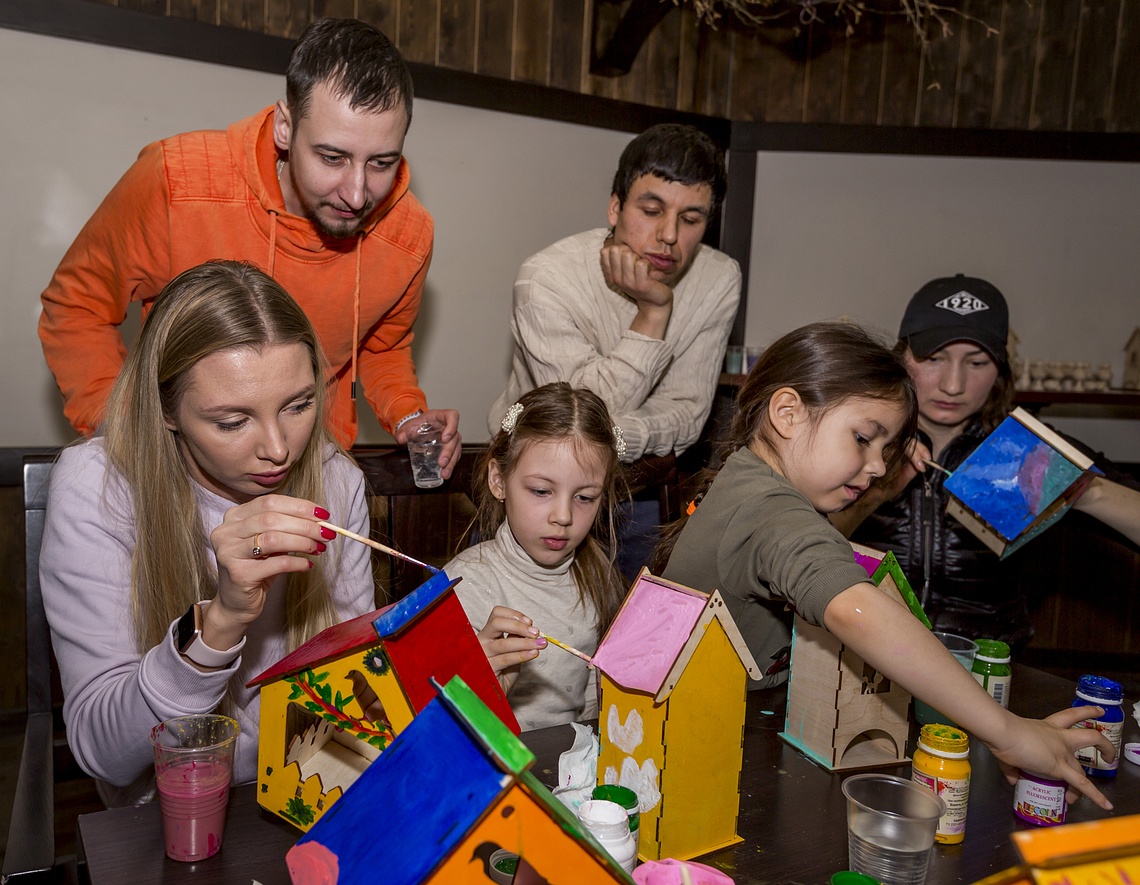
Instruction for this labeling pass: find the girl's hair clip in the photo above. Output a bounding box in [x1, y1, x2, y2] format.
[501, 402, 524, 433]
[613, 424, 627, 458]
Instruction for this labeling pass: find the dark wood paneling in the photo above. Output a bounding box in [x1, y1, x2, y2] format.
[642, 3, 681, 111]
[264, 0, 308, 40]
[803, 19, 845, 125]
[1030, 0, 1081, 130]
[954, 1, 1000, 129]
[357, 0, 398, 37]
[918, 17, 961, 127]
[991, 0, 1042, 129]
[7, 0, 1140, 138]
[169, 0, 219, 25]
[438, 0, 477, 72]
[1070, 0, 1122, 131]
[514, 0, 552, 85]
[762, 25, 807, 123]
[841, 15, 886, 126]
[218, 0, 264, 31]
[398, 0, 437, 64]
[549, 0, 587, 92]
[878, 11, 923, 126]
[1112, 0, 1140, 130]
[478, 0, 515, 80]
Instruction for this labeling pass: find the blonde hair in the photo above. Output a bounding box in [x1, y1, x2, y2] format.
[467, 383, 627, 634]
[102, 260, 340, 654]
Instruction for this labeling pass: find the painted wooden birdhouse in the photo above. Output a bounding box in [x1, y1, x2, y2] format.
[286, 676, 635, 885]
[944, 407, 1101, 558]
[591, 570, 760, 862]
[248, 571, 518, 832]
[779, 543, 921, 771]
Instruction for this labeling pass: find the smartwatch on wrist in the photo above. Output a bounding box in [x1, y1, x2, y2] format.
[175, 601, 246, 669]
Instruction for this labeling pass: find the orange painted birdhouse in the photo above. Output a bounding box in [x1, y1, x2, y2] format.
[591, 570, 760, 862]
[248, 571, 518, 831]
[286, 676, 635, 885]
[780, 543, 923, 771]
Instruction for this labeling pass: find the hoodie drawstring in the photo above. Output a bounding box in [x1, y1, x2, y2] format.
[267, 211, 278, 278]
[351, 235, 362, 401]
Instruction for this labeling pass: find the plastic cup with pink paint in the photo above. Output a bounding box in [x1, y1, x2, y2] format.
[149, 713, 239, 862]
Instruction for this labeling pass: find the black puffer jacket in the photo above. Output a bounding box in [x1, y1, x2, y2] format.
[851, 420, 1036, 648]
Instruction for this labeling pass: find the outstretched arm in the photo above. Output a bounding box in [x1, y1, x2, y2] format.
[1072, 475, 1140, 547]
[823, 582, 1115, 809]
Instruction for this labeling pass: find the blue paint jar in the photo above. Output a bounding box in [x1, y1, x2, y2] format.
[1071, 675, 1125, 777]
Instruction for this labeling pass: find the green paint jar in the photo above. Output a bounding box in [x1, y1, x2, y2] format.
[971, 639, 1012, 708]
[592, 784, 639, 833]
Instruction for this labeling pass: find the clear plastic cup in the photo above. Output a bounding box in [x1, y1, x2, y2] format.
[406, 418, 445, 489]
[914, 632, 978, 726]
[150, 714, 239, 862]
[842, 774, 944, 885]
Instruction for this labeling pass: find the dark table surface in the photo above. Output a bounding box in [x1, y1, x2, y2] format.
[78, 665, 1140, 884]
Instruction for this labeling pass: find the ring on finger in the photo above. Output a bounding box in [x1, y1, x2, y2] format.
[252, 533, 264, 558]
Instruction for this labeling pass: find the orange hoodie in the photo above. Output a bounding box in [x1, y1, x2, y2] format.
[39, 106, 433, 447]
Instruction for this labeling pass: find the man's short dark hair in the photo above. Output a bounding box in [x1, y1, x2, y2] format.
[286, 18, 414, 129]
[611, 124, 727, 214]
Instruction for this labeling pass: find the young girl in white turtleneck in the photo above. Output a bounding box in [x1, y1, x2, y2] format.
[444, 382, 627, 731]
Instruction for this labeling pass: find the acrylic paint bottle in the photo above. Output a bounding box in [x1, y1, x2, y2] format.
[911, 724, 971, 844]
[577, 799, 637, 873]
[1013, 772, 1067, 826]
[1071, 675, 1125, 777]
[971, 639, 1012, 708]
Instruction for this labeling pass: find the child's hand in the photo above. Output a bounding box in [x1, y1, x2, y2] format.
[986, 706, 1115, 809]
[476, 606, 548, 693]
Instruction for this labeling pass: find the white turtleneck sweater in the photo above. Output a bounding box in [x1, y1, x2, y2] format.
[445, 522, 599, 731]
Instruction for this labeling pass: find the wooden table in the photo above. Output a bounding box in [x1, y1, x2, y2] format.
[77, 665, 1140, 884]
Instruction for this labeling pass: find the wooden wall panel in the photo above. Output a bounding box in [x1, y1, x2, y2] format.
[1112, 0, 1140, 130]
[1030, 0, 1081, 130]
[549, 0, 588, 93]
[803, 20, 846, 124]
[438, 1, 477, 72]
[265, 0, 309, 39]
[63, 0, 1140, 133]
[954, 2, 1000, 129]
[877, 13, 922, 126]
[842, 17, 886, 126]
[641, 5, 682, 111]
[1070, 0, 1122, 131]
[991, 0, 1042, 129]
[398, 0, 437, 64]
[514, 0, 552, 85]
[477, 0, 514, 80]
[358, 0, 397, 38]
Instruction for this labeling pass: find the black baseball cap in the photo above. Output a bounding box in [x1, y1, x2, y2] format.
[899, 274, 1009, 364]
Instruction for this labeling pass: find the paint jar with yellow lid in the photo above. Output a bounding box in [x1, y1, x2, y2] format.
[911, 724, 971, 845]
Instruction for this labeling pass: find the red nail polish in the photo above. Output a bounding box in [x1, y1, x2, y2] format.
[320, 527, 336, 540]
[316, 542, 327, 553]
[307, 560, 313, 570]
[314, 506, 330, 520]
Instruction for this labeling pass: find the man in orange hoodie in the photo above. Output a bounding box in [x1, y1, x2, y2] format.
[38, 18, 460, 472]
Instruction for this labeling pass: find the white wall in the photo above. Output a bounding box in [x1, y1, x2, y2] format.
[0, 27, 629, 447]
[747, 152, 1140, 460]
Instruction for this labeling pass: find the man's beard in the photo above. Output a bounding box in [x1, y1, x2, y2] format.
[306, 202, 372, 239]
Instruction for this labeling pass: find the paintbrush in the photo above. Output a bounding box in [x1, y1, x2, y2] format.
[924, 459, 953, 477]
[317, 521, 439, 573]
[539, 632, 593, 665]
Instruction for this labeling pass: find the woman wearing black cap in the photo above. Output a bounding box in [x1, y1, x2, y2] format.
[834, 274, 1140, 650]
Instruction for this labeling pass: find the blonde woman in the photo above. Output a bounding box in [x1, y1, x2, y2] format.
[41, 261, 375, 804]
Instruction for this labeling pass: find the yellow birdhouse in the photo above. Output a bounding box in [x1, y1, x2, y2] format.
[780, 543, 923, 770]
[247, 572, 517, 831]
[592, 570, 760, 862]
